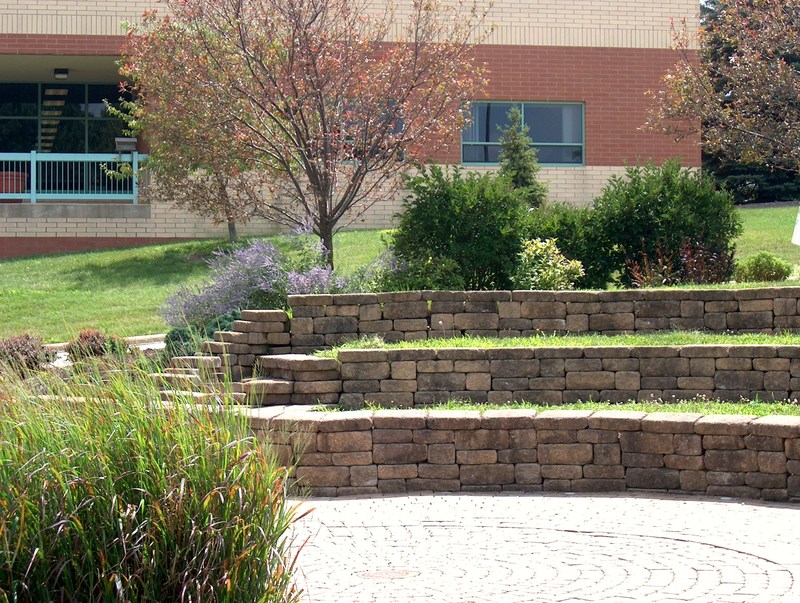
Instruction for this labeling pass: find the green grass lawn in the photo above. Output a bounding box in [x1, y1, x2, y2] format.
[0, 231, 387, 342]
[736, 203, 800, 271]
[0, 204, 798, 343]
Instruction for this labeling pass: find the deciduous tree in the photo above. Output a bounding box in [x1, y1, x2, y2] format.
[123, 0, 488, 266]
[649, 0, 800, 173]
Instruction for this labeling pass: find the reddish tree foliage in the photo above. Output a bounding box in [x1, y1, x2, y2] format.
[649, 0, 800, 173]
[123, 0, 488, 266]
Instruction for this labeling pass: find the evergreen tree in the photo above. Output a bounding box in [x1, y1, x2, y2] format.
[498, 106, 548, 208]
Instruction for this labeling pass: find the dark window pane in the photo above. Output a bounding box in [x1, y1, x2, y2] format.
[525, 104, 583, 144]
[535, 145, 583, 164]
[88, 119, 126, 152]
[48, 120, 85, 153]
[0, 84, 37, 117]
[87, 84, 130, 118]
[463, 102, 516, 143]
[0, 119, 37, 151]
[463, 144, 502, 163]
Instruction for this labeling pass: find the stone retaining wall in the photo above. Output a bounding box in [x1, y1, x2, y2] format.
[288, 288, 800, 352]
[252, 408, 800, 502]
[337, 345, 800, 407]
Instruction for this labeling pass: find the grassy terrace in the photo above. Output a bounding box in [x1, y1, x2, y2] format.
[0, 203, 796, 342]
[320, 331, 800, 357]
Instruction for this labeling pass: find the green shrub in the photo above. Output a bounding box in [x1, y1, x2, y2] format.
[512, 238, 584, 290]
[591, 160, 741, 286]
[735, 251, 794, 282]
[391, 166, 528, 290]
[525, 202, 612, 289]
[0, 334, 53, 376]
[66, 328, 128, 361]
[0, 366, 303, 602]
[161, 311, 241, 364]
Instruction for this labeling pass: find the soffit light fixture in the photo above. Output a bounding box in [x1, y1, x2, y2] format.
[54, 68, 69, 80]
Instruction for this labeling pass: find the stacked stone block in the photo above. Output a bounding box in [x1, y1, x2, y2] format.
[287, 288, 800, 352]
[259, 408, 800, 501]
[338, 345, 800, 407]
[202, 309, 291, 379]
[255, 354, 342, 405]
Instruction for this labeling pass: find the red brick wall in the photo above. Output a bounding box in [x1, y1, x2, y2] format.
[0, 34, 124, 55]
[437, 45, 700, 167]
[0, 237, 189, 259]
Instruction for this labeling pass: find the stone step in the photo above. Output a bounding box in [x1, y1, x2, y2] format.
[235, 378, 294, 395]
[170, 355, 222, 370]
[159, 389, 218, 403]
[259, 353, 338, 373]
[149, 372, 203, 388]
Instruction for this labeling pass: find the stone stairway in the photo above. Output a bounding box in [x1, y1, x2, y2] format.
[236, 354, 341, 405]
[151, 352, 342, 407]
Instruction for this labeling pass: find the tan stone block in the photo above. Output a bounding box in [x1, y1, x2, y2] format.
[372, 410, 427, 430]
[664, 454, 704, 470]
[418, 464, 460, 480]
[373, 443, 427, 464]
[538, 429, 578, 444]
[407, 478, 460, 492]
[707, 471, 745, 486]
[466, 372, 492, 391]
[541, 464, 583, 479]
[622, 452, 664, 468]
[295, 466, 351, 487]
[538, 443, 592, 465]
[751, 416, 800, 438]
[332, 451, 373, 466]
[391, 361, 416, 380]
[620, 431, 674, 454]
[680, 470, 708, 491]
[377, 464, 418, 479]
[702, 435, 744, 450]
[566, 371, 615, 390]
[583, 465, 625, 479]
[454, 429, 510, 450]
[510, 428, 537, 448]
[428, 443, 456, 464]
[460, 464, 515, 485]
[759, 451, 787, 474]
[373, 429, 413, 444]
[674, 433, 703, 455]
[340, 362, 391, 380]
[349, 465, 378, 487]
[704, 449, 758, 472]
[317, 431, 372, 453]
[534, 410, 592, 430]
[456, 450, 497, 464]
[577, 429, 620, 444]
[380, 380, 417, 393]
[515, 463, 542, 484]
[746, 472, 786, 489]
[359, 304, 383, 321]
[414, 428, 454, 444]
[593, 443, 621, 465]
[694, 415, 756, 435]
[625, 467, 680, 489]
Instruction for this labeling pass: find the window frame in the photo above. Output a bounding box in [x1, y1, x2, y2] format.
[461, 101, 585, 167]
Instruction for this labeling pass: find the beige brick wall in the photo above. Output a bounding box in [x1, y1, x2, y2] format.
[1, 0, 699, 49]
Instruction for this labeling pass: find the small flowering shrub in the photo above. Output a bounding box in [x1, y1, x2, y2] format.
[162, 239, 352, 330]
[0, 334, 53, 375]
[511, 238, 584, 290]
[66, 328, 127, 362]
[735, 251, 794, 282]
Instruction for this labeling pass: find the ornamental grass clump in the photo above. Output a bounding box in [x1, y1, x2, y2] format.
[0, 361, 306, 603]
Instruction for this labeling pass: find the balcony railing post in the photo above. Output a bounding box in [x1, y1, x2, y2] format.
[132, 151, 139, 204]
[29, 150, 37, 204]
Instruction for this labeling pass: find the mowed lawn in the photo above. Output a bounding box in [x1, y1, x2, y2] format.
[0, 204, 797, 343]
[0, 231, 388, 342]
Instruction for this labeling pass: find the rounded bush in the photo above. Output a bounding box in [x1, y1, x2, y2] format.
[391, 166, 528, 290]
[735, 251, 794, 282]
[590, 160, 741, 287]
[0, 334, 53, 375]
[66, 328, 127, 362]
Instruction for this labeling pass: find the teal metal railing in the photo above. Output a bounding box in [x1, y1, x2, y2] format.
[0, 152, 144, 203]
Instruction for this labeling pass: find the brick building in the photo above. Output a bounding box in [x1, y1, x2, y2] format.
[0, 0, 700, 258]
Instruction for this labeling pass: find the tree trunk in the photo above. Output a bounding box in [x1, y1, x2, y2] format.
[227, 219, 238, 243]
[319, 221, 335, 269]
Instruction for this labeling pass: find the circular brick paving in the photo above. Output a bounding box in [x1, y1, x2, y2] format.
[290, 493, 800, 602]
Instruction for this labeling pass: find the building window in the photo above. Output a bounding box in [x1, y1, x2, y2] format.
[0, 83, 130, 153]
[462, 101, 584, 165]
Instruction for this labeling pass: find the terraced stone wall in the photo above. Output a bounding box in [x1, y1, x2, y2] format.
[252, 408, 800, 502]
[287, 288, 800, 353]
[337, 346, 800, 408]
